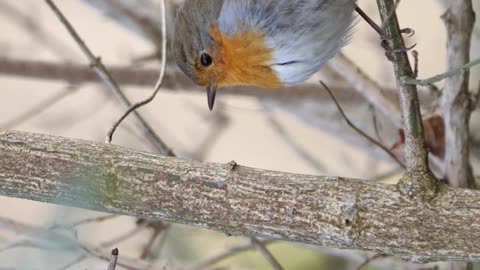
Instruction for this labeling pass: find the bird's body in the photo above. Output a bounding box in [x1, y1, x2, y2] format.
[174, 0, 356, 109]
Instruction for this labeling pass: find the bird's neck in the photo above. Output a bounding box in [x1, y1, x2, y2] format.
[209, 24, 283, 88]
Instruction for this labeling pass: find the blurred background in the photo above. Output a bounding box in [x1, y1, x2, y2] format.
[0, 0, 479, 269]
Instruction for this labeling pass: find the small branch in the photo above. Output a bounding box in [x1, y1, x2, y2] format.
[140, 221, 169, 260]
[376, 0, 436, 197]
[189, 240, 275, 270]
[320, 82, 405, 169]
[354, 254, 388, 270]
[58, 255, 87, 270]
[105, 0, 169, 147]
[1, 129, 480, 262]
[44, 0, 173, 156]
[403, 58, 480, 87]
[250, 238, 284, 270]
[48, 214, 117, 230]
[108, 248, 119, 270]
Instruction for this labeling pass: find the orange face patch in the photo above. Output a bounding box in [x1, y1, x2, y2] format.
[193, 24, 282, 89]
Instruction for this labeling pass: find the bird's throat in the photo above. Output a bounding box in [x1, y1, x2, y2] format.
[206, 24, 282, 89]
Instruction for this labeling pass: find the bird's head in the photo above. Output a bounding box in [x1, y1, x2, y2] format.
[173, 0, 282, 110]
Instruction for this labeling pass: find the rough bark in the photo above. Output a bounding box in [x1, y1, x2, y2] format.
[376, 0, 430, 174]
[441, 0, 476, 188]
[1, 129, 480, 263]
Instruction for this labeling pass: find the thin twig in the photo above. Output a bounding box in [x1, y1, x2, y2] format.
[188, 240, 275, 270]
[412, 50, 419, 79]
[105, 0, 169, 150]
[101, 222, 148, 247]
[354, 254, 388, 270]
[403, 58, 480, 87]
[57, 255, 86, 270]
[355, 5, 385, 36]
[370, 106, 385, 145]
[48, 214, 117, 230]
[250, 238, 284, 270]
[320, 81, 405, 168]
[44, 0, 173, 156]
[0, 217, 151, 270]
[140, 222, 169, 260]
[108, 248, 119, 270]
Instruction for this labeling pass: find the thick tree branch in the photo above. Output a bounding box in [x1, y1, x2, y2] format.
[1, 129, 480, 263]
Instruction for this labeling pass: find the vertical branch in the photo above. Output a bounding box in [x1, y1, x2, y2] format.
[376, 0, 429, 174]
[375, 0, 439, 200]
[440, 0, 476, 189]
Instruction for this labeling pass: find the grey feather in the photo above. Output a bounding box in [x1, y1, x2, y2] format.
[173, 0, 356, 86]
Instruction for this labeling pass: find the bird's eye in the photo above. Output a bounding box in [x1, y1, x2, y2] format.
[200, 53, 213, 67]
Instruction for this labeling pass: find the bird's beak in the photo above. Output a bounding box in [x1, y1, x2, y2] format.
[206, 80, 217, 111]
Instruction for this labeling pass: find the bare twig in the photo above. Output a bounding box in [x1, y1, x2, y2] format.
[44, 0, 173, 156]
[370, 106, 385, 145]
[320, 81, 405, 169]
[105, 0, 169, 148]
[250, 238, 284, 270]
[101, 222, 148, 248]
[0, 216, 152, 270]
[188, 240, 275, 270]
[140, 221, 169, 260]
[354, 254, 388, 270]
[48, 214, 117, 230]
[412, 50, 419, 79]
[403, 58, 480, 87]
[58, 255, 87, 270]
[108, 248, 119, 270]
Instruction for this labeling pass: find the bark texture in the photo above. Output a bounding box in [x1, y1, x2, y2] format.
[0, 129, 480, 263]
[376, 0, 429, 174]
[441, 0, 476, 188]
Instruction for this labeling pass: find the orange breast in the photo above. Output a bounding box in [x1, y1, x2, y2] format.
[195, 24, 283, 89]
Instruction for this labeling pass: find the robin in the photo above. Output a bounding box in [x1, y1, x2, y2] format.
[173, 0, 362, 111]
